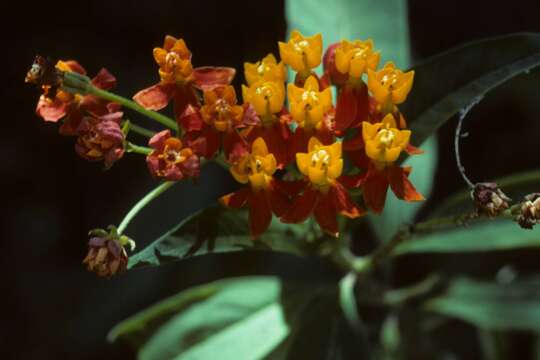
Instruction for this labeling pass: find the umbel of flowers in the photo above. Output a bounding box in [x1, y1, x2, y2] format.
[26, 31, 424, 276]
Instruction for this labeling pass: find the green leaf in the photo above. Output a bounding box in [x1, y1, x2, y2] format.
[403, 33, 540, 148]
[426, 276, 540, 332]
[430, 170, 540, 218]
[128, 207, 320, 269]
[109, 277, 325, 360]
[393, 221, 540, 255]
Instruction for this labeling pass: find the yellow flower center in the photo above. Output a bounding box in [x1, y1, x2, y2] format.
[311, 149, 330, 167]
[381, 73, 398, 89]
[293, 40, 310, 53]
[378, 128, 395, 146]
[296, 139, 343, 191]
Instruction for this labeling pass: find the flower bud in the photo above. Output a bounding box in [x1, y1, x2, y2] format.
[83, 227, 134, 277]
[517, 193, 540, 229]
[471, 182, 511, 217]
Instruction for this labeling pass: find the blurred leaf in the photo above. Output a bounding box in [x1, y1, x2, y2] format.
[381, 313, 401, 360]
[109, 277, 326, 360]
[403, 33, 540, 148]
[426, 276, 540, 332]
[394, 221, 540, 255]
[431, 170, 540, 218]
[128, 207, 319, 269]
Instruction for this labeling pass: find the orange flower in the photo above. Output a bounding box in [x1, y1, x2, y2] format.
[281, 138, 364, 236]
[134, 35, 236, 122]
[362, 114, 411, 166]
[367, 62, 414, 112]
[278, 30, 323, 74]
[201, 85, 244, 132]
[153, 35, 193, 84]
[334, 39, 380, 79]
[288, 76, 332, 131]
[244, 54, 287, 86]
[222, 138, 289, 238]
[242, 80, 285, 119]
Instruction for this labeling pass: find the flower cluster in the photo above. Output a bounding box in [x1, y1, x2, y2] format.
[28, 30, 425, 244]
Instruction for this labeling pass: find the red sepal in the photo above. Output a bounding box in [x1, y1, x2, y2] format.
[335, 83, 368, 132]
[248, 190, 273, 239]
[388, 165, 424, 202]
[363, 167, 390, 214]
[179, 104, 204, 132]
[221, 188, 249, 209]
[91, 68, 117, 90]
[314, 192, 339, 236]
[36, 96, 68, 122]
[281, 185, 319, 224]
[332, 182, 365, 218]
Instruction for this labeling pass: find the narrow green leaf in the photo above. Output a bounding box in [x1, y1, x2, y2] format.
[426, 276, 540, 332]
[394, 221, 540, 255]
[128, 207, 317, 269]
[403, 33, 540, 147]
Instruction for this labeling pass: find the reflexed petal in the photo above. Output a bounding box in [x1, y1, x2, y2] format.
[388, 165, 424, 201]
[313, 193, 338, 237]
[36, 96, 67, 122]
[281, 186, 319, 223]
[221, 188, 249, 209]
[133, 83, 175, 111]
[248, 191, 272, 238]
[179, 104, 203, 132]
[192, 66, 236, 91]
[331, 182, 365, 218]
[91, 68, 117, 90]
[148, 129, 171, 150]
[363, 168, 390, 213]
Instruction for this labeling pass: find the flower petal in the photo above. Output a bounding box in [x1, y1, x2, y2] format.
[363, 168, 390, 213]
[388, 165, 424, 202]
[133, 83, 175, 111]
[248, 190, 273, 238]
[281, 185, 319, 224]
[192, 66, 236, 91]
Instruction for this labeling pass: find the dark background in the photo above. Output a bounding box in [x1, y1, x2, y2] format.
[3, 0, 540, 358]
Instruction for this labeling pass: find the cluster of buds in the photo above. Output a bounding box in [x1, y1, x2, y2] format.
[517, 193, 540, 229]
[26, 56, 125, 168]
[28, 31, 427, 260]
[83, 226, 135, 277]
[471, 182, 511, 217]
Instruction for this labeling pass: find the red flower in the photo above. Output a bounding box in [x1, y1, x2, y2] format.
[221, 138, 290, 238]
[146, 130, 203, 181]
[75, 111, 125, 168]
[133, 35, 235, 124]
[281, 138, 365, 236]
[33, 60, 118, 135]
[179, 86, 251, 159]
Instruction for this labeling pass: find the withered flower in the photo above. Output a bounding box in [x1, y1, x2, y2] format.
[517, 193, 540, 229]
[471, 182, 511, 217]
[83, 227, 135, 277]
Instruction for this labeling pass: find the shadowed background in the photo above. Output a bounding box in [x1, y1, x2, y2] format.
[3, 0, 540, 358]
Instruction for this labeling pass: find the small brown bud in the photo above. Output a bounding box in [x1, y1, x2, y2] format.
[83, 228, 132, 277]
[471, 182, 511, 217]
[517, 193, 540, 229]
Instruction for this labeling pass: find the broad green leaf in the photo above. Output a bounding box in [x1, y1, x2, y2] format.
[430, 170, 540, 218]
[426, 276, 540, 332]
[393, 221, 540, 255]
[128, 207, 320, 269]
[403, 33, 540, 147]
[109, 277, 325, 360]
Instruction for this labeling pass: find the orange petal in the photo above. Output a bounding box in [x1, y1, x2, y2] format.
[248, 190, 273, 238]
[281, 185, 319, 224]
[192, 67, 236, 91]
[363, 168, 389, 213]
[388, 165, 424, 202]
[133, 83, 175, 111]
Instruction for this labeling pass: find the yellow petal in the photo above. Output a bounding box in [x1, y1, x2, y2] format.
[242, 84, 251, 103]
[362, 121, 381, 142]
[384, 147, 402, 163]
[269, 83, 285, 113]
[334, 46, 350, 74]
[252, 137, 269, 156]
[308, 166, 326, 185]
[327, 159, 343, 179]
[320, 88, 332, 111]
[262, 154, 277, 174]
[249, 173, 266, 190]
[365, 140, 382, 161]
[290, 101, 305, 124]
[230, 166, 249, 184]
[392, 70, 414, 104]
[153, 48, 167, 66]
[244, 62, 259, 86]
[308, 137, 322, 152]
[349, 57, 366, 78]
[329, 141, 342, 161]
[367, 51, 381, 71]
[381, 114, 397, 129]
[163, 35, 177, 51]
[307, 104, 324, 127]
[395, 130, 411, 148]
[296, 153, 310, 176]
[367, 69, 390, 105]
[304, 76, 319, 91]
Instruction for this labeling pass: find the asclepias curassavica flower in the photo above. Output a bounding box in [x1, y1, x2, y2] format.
[26, 30, 431, 276]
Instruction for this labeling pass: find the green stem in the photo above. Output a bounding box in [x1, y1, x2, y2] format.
[129, 122, 155, 138]
[117, 181, 176, 234]
[126, 142, 153, 155]
[88, 87, 178, 131]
